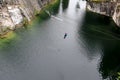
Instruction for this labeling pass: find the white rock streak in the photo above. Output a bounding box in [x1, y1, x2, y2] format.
[8, 6, 23, 25]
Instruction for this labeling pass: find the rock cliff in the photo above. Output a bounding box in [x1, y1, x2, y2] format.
[87, 0, 120, 27]
[0, 0, 53, 35]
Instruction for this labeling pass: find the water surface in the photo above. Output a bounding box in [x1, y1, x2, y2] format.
[0, 0, 119, 80]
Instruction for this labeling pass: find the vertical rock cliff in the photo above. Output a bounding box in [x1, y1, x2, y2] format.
[86, 0, 120, 28]
[0, 0, 53, 34]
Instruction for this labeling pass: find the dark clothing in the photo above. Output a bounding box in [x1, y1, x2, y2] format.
[64, 33, 67, 39]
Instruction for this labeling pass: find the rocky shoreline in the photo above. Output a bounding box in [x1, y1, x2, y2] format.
[86, 0, 120, 28]
[0, 0, 57, 36]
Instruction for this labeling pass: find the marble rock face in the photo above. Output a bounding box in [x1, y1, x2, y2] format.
[0, 0, 51, 33]
[87, 1, 120, 27]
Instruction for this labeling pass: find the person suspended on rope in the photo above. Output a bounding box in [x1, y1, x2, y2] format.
[64, 33, 67, 39]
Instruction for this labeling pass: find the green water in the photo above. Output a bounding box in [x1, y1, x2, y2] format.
[0, 0, 119, 80]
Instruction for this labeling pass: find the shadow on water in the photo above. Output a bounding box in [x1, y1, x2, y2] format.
[62, 0, 69, 10]
[78, 11, 120, 79]
[99, 42, 120, 80]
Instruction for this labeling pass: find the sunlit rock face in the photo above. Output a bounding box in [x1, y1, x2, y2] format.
[0, 0, 52, 34]
[87, 0, 120, 27]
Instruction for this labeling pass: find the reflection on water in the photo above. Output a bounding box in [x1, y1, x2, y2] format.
[62, 0, 69, 10]
[99, 44, 120, 80]
[0, 0, 119, 80]
[79, 11, 120, 80]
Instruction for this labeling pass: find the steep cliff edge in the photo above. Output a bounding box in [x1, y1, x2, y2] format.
[0, 0, 56, 35]
[86, 0, 120, 28]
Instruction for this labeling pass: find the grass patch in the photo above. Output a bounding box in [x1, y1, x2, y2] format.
[0, 31, 18, 48]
